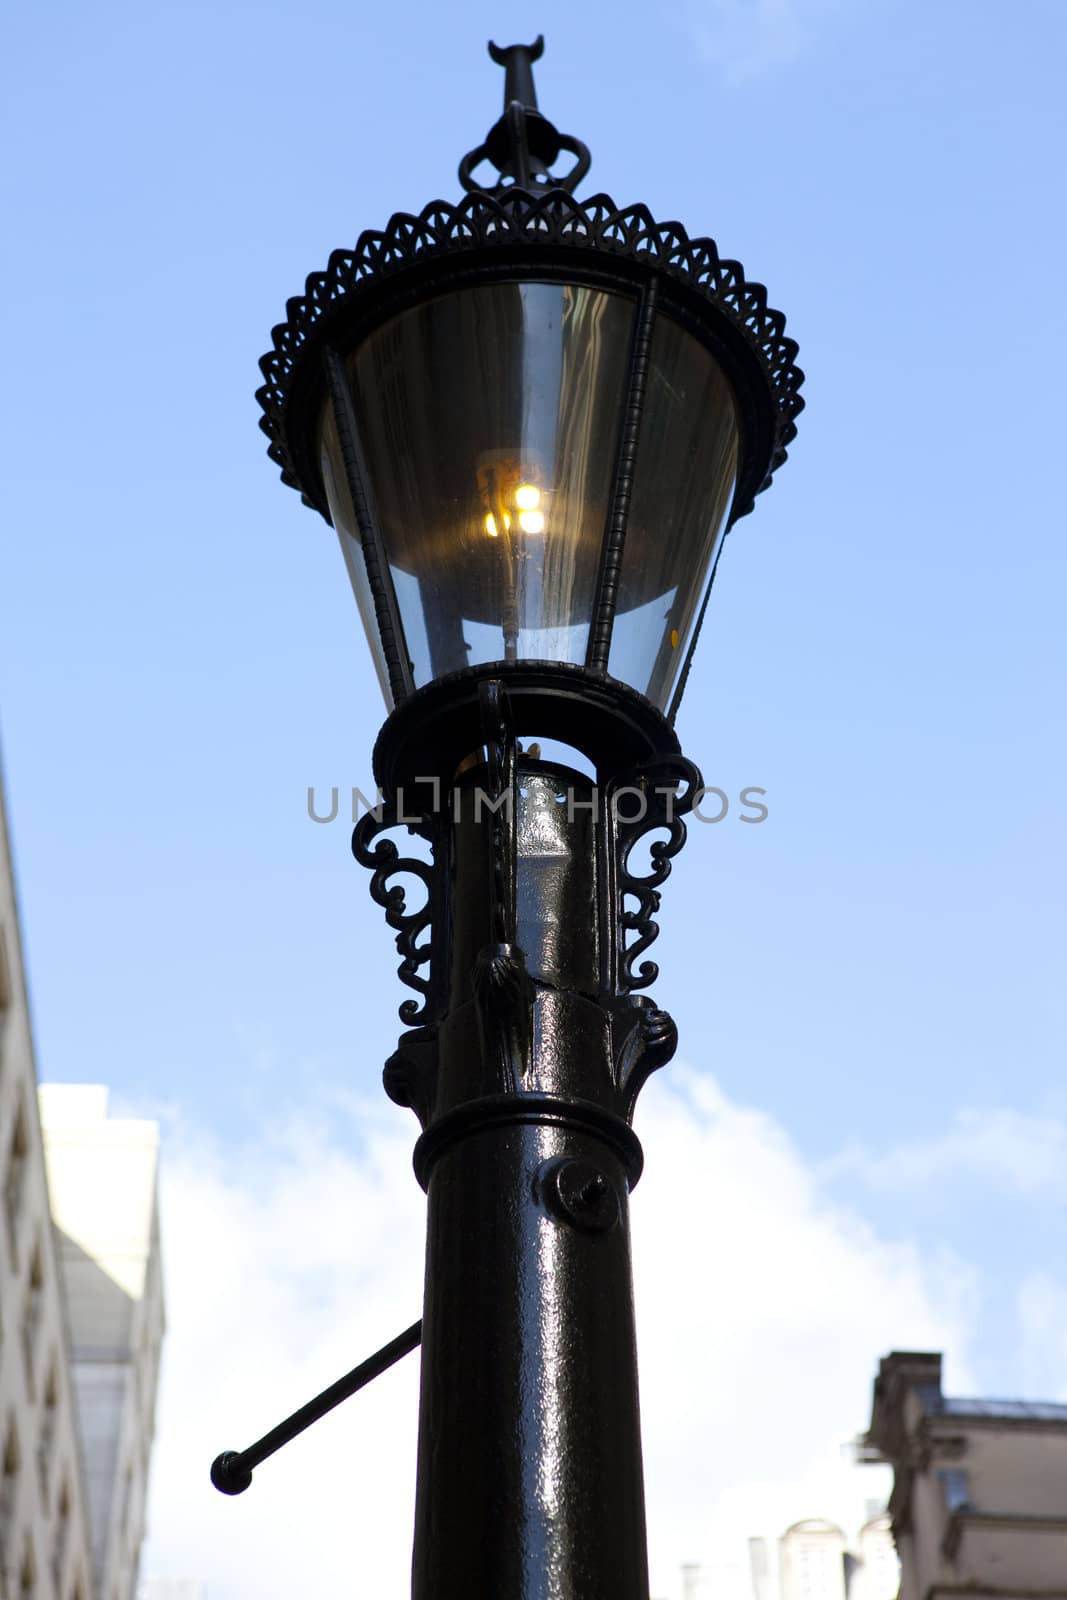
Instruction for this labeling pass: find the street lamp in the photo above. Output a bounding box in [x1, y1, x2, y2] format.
[215, 36, 802, 1600]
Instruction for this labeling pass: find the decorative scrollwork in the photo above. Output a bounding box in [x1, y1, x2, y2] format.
[352, 803, 439, 1026]
[257, 188, 803, 521]
[607, 755, 703, 993]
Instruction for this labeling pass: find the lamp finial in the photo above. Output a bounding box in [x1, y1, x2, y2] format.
[459, 35, 591, 195]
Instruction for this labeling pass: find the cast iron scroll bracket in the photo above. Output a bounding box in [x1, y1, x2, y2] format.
[352, 797, 442, 1028]
[210, 1320, 422, 1495]
[606, 754, 704, 994]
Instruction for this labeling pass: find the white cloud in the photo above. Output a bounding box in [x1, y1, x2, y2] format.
[820, 1106, 1067, 1198]
[141, 1102, 425, 1599]
[634, 1072, 974, 1593]
[1017, 1274, 1067, 1402]
[140, 1071, 974, 1600]
[684, 0, 843, 81]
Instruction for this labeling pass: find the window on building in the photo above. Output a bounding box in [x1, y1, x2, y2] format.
[37, 1359, 58, 1500]
[870, 1541, 899, 1600]
[0, 1416, 19, 1563]
[799, 1547, 837, 1600]
[3, 1095, 29, 1268]
[51, 1476, 70, 1595]
[19, 1532, 36, 1596]
[0, 924, 12, 1081]
[21, 1240, 44, 1400]
[938, 1468, 972, 1513]
[119, 1462, 133, 1549]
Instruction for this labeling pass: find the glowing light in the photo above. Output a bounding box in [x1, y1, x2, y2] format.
[518, 510, 545, 534]
[485, 513, 499, 538]
[670, 628, 679, 648]
[515, 484, 541, 512]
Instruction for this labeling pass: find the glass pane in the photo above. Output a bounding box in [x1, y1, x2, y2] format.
[339, 281, 634, 685]
[609, 320, 739, 710]
[319, 404, 394, 709]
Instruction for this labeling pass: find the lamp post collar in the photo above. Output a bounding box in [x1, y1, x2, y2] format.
[459, 35, 592, 195]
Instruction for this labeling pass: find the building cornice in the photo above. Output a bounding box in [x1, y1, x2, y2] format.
[925, 1586, 1067, 1600]
[943, 1509, 1067, 1561]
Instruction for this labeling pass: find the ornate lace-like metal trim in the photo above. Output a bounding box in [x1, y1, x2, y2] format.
[256, 189, 803, 516]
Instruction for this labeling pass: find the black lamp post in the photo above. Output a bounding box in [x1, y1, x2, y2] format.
[214, 36, 802, 1600]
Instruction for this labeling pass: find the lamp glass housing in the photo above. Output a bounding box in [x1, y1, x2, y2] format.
[318, 278, 740, 712]
[608, 318, 739, 707]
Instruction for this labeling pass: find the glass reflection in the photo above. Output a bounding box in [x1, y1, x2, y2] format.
[609, 321, 739, 709]
[327, 281, 634, 687]
[319, 404, 394, 706]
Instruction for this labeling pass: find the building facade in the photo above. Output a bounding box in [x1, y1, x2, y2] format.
[38, 1087, 163, 1600]
[0, 768, 163, 1600]
[760, 1514, 897, 1600]
[668, 1510, 898, 1600]
[866, 1350, 1067, 1600]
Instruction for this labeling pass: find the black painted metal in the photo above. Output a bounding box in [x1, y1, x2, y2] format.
[322, 347, 415, 703]
[209, 1320, 422, 1495]
[247, 37, 803, 1600]
[351, 682, 697, 1597]
[257, 190, 803, 538]
[411, 1093, 646, 1192]
[587, 275, 660, 674]
[490, 35, 543, 109]
[606, 753, 704, 993]
[415, 1123, 646, 1600]
[458, 37, 592, 195]
[351, 789, 441, 1029]
[356, 669, 695, 1033]
[370, 660, 681, 794]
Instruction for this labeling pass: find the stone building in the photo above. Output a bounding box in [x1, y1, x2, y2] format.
[757, 1513, 897, 1600]
[851, 1512, 901, 1600]
[669, 1508, 898, 1600]
[38, 1086, 163, 1600]
[0, 768, 163, 1600]
[865, 1350, 1067, 1600]
[777, 1517, 850, 1600]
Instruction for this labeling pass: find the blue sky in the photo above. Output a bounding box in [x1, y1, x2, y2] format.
[2, 0, 1065, 1594]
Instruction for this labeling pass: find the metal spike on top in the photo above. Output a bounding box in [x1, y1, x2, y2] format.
[459, 36, 591, 195]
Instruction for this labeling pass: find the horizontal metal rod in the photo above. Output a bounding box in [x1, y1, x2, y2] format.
[211, 1319, 422, 1495]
